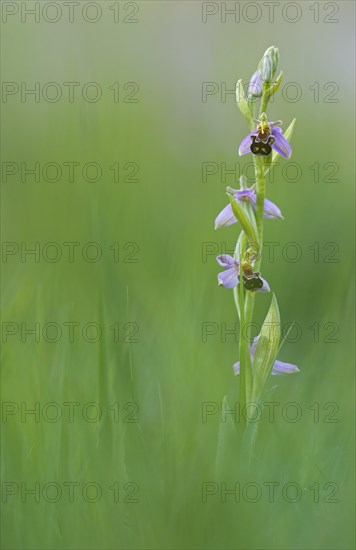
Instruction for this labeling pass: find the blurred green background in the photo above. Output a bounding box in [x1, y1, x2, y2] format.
[1, 1, 355, 548]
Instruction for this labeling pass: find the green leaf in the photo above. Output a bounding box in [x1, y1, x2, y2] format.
[251, 293, 281, 401]
[227, 194, 259, 250]
[236, 79, 254, 128]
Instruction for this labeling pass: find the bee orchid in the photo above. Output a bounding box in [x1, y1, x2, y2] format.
[239, 113, 292, 158]
[215, 186, 283, 230]
[233, 336, 300, 376]
[216, 254, 270, 292]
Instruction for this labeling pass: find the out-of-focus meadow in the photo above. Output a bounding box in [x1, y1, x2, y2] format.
[1, 1, 355, 548]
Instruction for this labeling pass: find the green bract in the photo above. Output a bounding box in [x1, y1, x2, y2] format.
[235, 79, 254, 129]
[227, 193, 259, 250]
[251, 294, 281, 401]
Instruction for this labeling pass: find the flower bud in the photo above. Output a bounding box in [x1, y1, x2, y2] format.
[248, 71, 263, 97]
[258, 46, 279, 83]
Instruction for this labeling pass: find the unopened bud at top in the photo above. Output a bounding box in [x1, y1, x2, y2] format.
[258, 46, 279, 83]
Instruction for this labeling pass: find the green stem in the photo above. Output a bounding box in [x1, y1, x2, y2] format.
[260, 83, 270, 117]
[244, 292, 256, 338]
[242, 293, 254, 406]
[236, 232, 254, 426]
[238, 270, 246, 415]
[255, 156, 265, 247]
[241, 139, 268, 459]
[244, 157, 265, 337]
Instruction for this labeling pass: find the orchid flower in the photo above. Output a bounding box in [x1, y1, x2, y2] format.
[216, 254, 269, 292]
[233, 337, 299, 376]
[239, 113, 292, 158]
[215, 186, 283, 230]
